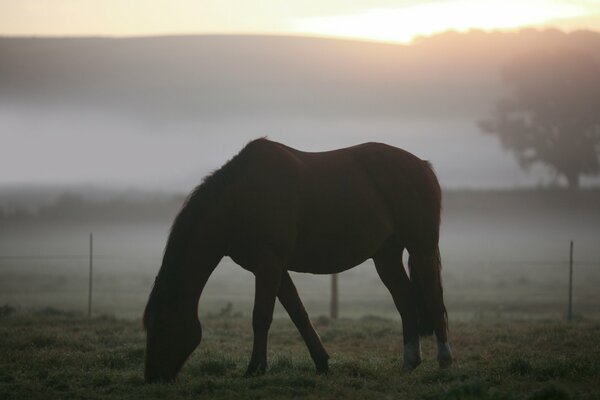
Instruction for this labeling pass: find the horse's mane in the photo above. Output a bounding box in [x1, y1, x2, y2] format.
[143, 138, 264, 328]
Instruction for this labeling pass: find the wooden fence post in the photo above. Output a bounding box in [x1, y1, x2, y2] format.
[88, 233, 93, 318]
[330, 273, 338, 319]
[568, 240, 573, 322]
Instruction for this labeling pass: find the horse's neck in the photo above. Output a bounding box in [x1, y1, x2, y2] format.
[174, 241, 223, 296]
[161, 199, 229, 310]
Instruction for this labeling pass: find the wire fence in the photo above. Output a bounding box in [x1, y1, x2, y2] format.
[1, 236, 599, 320]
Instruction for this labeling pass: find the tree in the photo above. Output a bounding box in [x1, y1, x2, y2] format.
[479, 50, 600, 189]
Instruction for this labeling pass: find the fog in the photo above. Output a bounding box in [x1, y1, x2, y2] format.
[1, 30, 599, 320]
[4, 31, 600, 190]
[1, 109, 544, 190]
[1, 190, 598, 319]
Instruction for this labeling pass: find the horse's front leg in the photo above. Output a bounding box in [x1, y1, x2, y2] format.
[245, 251, 283, 376]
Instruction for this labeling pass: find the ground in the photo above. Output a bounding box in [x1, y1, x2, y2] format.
[1, 312, 599, 400]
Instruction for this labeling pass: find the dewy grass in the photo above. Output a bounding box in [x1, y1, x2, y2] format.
[0, 314, 599, 400]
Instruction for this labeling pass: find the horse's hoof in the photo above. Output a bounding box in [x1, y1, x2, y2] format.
[437, 342, 453, 369]
[438, 356, 452, 369]
[315, 359, 329, 374]
[402, 358, 422, 371]
[244, 370, 266, 377]
[403, 340, 422, 371]
[244, 363, 267, 377]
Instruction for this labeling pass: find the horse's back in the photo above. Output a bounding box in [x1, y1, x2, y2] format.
[265, 140, 439, 229]
[228, 139, 441, 272]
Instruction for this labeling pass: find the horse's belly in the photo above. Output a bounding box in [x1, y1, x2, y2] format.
[288, 227, 390, 274]
[288, 257, 369, 274]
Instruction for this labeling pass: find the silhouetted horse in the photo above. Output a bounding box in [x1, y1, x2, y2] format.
[143, 138, 452, 382]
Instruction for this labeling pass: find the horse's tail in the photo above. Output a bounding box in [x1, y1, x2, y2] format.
[409, 245, 448, 340]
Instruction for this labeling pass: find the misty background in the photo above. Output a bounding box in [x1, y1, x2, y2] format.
[1, 29, 599, 319]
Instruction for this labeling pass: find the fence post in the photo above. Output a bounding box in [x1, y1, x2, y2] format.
[330, 273, 338, 319]
[568, 240, 573, 322]
[88, 233, 93, 318]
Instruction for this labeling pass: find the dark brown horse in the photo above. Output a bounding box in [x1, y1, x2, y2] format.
[143, 138, 452, 382]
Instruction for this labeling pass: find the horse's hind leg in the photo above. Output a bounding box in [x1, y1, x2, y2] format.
[278, 271, 329, 373]
[410, 248, 452, 369]
[373, 241, 421, 371]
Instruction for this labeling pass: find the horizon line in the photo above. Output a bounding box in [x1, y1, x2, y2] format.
[1, 27, 598, 46]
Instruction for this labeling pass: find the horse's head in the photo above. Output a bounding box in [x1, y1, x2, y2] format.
[143, 294, 202, 383]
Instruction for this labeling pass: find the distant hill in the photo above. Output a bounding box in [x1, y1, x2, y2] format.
[2, 29, 599, 122]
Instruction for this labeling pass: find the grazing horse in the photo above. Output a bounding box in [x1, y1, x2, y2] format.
[143, 138, 452, 382]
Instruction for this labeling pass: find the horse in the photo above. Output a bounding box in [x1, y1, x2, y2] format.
[143, 138, 452, 382]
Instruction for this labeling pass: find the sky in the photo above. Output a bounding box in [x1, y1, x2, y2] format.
[1, 0, 600, 43]
[2, 0, 600, 191]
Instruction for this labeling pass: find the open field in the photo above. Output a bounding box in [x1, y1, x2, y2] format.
[1, 313, 599, 400]
[1, 189, 599, 398]
[1, 189, 599, 320]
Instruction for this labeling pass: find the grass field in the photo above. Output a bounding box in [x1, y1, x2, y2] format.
[1, 312, 599, 399]
[1, 190, 599, 398]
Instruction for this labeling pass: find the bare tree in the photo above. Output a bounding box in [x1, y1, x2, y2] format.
[480, 50, 600, 189]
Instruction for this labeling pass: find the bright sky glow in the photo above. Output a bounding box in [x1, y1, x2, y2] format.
[0, 0, 599, 42]
[293, 0, 588, 43]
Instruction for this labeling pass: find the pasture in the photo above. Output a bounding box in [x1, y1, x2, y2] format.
[1, 190, 599, 398]
[1, 312, 599, 399]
